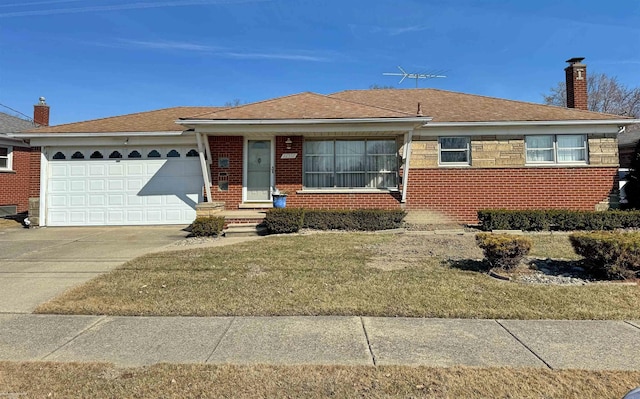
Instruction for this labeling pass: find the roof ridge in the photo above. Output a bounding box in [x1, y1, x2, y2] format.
[331, 88, 632, 119]
[185, 91, 415, 119]
[180, 92, 315, 119]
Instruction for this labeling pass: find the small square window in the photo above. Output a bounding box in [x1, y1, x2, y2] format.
[439, 137, 470, 165]
[218, 157, 229, 168]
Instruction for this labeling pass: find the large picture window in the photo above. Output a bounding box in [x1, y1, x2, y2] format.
[303, 139, 397, 189]
[0, 146, 12, 170]
[526, 135, 586, 163]
[439, 137, 470, 165]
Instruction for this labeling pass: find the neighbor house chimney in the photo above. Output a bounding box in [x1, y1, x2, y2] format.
[565, 57, 588, 110]
[33, 96, 50, 126]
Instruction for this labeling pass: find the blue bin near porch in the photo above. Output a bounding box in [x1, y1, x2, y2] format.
[273, 195, 287, 208]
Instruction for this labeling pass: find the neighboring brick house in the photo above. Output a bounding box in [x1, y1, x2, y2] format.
[0, 111, 38, 216]
[17, 59, 640, 226]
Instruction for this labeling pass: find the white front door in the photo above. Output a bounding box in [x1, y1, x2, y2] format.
[245, 140, 272, 201]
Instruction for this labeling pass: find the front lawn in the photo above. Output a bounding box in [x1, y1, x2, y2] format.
[35, 232, 640, 319]
[3, 362, 640, 399]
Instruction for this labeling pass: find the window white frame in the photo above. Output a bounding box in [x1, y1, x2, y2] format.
[0, 146, 12, 171]
[525, 134, 587, 164]
[438, 137, 470, 165]
[303, 139, 398, 189]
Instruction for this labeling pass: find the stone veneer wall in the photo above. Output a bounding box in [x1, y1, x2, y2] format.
[409, 134, 618, 168]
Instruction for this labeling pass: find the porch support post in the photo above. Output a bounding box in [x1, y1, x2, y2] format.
[203, 133, 213, 183]
[401, 129, 413, 203]
[196, 132, 213, 203]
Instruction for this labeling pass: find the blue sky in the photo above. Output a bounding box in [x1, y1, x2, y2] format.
[1, 0, 639, 125]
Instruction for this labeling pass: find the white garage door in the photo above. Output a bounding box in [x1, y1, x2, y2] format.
[46, 146, 203, 226]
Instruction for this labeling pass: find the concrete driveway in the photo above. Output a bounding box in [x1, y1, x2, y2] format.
[0, 225, 189, 313]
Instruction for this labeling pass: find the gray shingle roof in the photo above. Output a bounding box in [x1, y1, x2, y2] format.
[0, 112, 35, 134]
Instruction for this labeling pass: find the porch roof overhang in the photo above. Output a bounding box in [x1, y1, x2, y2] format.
[177, 117, 431, 134]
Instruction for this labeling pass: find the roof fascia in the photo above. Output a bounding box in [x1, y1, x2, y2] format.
[181, 117, 431, 134]
[0, 136, 28, 146]
[13, 131, 184, 139]
[425, 119, 640, 128]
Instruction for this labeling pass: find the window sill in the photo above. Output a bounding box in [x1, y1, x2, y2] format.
[298, 188, 399, 194]
[438, 163, 471, 168]
[0, 169, 16, 174]
[524, 163, 589, 167]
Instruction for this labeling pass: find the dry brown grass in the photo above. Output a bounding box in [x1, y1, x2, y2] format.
[35, 232, 640, 319]
[1, 362, 639, 398]
[0, 218, 21, 230]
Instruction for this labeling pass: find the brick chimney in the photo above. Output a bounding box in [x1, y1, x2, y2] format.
[33, 96, 50, 126]
[565, 57, 588, 110]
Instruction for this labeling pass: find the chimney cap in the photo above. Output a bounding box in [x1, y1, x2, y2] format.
[565, 57, 585, 65]
[38, 96, 47, 105]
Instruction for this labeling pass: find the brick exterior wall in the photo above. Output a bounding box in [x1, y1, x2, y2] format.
[208, 136, 244, 208]
[0, 146, 32, 213]
[205, 135, 618, 223]
[405, 167, 618, 223]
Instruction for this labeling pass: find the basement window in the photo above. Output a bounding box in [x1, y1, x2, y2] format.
[526, 135, 587, 164]
[0, 146, 12, 170]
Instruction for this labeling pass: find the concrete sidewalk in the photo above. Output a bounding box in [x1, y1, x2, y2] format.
[1, 314, 639, 370]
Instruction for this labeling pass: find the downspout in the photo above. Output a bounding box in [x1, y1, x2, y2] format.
[196, 132, 213, 203]
[401, 129, 413, 203]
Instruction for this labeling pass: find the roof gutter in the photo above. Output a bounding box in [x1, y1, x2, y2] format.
[424, 119, 640, 128]
[177, 117, 432, 126]
[12, 131, 184, 139]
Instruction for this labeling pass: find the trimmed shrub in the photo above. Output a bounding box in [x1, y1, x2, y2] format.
[569, 232, 640, 280]
[475, 233, 532, 270]
[190, 216, 225, 237]
[303, 209, 406, 231]
[478, 209, 640, 232]
[264, 208, 407, 234]
[263, 208, 304, 234]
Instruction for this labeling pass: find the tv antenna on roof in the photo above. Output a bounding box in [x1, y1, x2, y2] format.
[383, 66, 446, 87]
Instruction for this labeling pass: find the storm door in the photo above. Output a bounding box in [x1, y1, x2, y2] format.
[246, 140, 272, 201]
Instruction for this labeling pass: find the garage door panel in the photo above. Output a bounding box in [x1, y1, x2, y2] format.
[49, 195, 67, 207]
[88, 164, 106, 176]
[88, 211, 106, 224]
[70, 180, 85, 192]
[50, 180, 67, 192]
[47, 151, 200, 226]
[108, 179, 125, 191]
[70, 165, 86, 177]
[89, 180, 105, 191]
[88, 195, 105, 206]
[107, 210, 124, 224]
[50, 164, 68, 177]
[108, 194, 124, 206]
[108, 164, 124, 175]
[127, 163, 144, 176]
[126, 210, 144, 223]
[69, 195, 86, 207]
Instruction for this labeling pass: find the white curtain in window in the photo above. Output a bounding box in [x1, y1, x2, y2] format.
[304, 139, 397, 188]
[526, 136, 554, 162]
[557, 135, 586, 162]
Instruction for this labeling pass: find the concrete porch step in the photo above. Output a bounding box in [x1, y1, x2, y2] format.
[223, 223, 268, 237]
